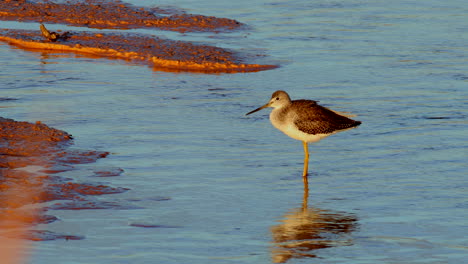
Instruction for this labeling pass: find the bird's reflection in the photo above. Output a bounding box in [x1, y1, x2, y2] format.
[40, 51, 52, 64]
[270, 178, 358, 263]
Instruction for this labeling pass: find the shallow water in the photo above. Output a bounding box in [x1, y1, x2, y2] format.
[1, 0, 467, 263]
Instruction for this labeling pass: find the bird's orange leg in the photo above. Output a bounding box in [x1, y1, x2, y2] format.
[302, 141, 309, 177]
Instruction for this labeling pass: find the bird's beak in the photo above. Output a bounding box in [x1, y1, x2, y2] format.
[245, 102, 270, 116]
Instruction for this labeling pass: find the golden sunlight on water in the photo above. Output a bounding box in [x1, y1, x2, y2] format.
[0, 167, 43, 264]
[270, 179, 358, 263]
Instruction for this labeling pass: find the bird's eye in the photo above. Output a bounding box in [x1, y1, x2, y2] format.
[276, 97, 279, 100]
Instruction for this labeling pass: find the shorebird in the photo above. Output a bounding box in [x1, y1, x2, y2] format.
[246, 90, 361, 177]
[40, 24, 70, 42]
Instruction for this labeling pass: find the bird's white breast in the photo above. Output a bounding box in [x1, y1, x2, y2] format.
[270, 108, 329, 143]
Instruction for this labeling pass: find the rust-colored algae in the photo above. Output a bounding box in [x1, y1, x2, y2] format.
[0, 117, 128, 245]
[0, 28, 277, 73]
[0, 0, 243, 32]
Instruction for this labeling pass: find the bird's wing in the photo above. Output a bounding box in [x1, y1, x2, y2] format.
[293, 101, 361, 135]
[40, 24, 52, 40]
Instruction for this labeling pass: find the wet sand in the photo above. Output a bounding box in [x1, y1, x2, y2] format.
[0, 28, 276, 73]
[0, 117, 127, 242]
[0, 0, 242, 32]
[0, 0, 277, 72]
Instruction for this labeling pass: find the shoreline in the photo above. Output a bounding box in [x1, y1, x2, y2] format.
[0, 0, 243, 32]
[0, 0, 278, 73]
[0, 29, 277, 73]
[0, 117, 127, 242]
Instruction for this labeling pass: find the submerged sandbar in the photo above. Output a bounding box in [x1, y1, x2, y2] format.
[0, 116, 128, 241]
[0, 28, 276, 73]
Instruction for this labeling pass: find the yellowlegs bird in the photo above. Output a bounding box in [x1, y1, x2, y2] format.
[246, 90, 361, 177]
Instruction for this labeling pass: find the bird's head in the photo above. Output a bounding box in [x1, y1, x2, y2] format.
[246, 90, 291, 115]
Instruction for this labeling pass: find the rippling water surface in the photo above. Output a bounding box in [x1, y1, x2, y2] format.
[1, 0, 467, 263]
